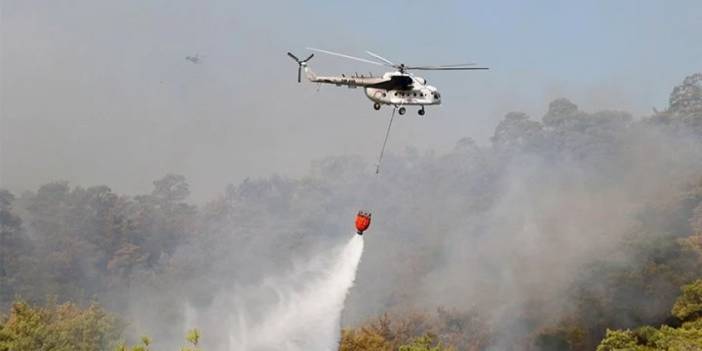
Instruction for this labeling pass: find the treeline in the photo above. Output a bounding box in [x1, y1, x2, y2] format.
[1, 73, 701, 350]
[597, 280, 702, 350]
[0, 299, 455, 351]
[338, 278, 702, 350]
[340, 173, 702, 350]
[339, 308, 491, 350]
[3, 278, 702, 350]
[0, 174, 197, 308]
[0, 300, 201, 351]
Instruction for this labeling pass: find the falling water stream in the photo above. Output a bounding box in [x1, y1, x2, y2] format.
[216, 235, 365, 351]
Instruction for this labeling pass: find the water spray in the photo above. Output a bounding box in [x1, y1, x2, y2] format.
[187, 235, 365, 351]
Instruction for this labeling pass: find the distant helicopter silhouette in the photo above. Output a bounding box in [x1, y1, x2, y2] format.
[185, 53, 204, 64]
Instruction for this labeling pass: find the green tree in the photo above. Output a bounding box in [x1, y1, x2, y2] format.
[180, 329, 201, 351]
[672, 280, 702, 322]
[542, 98, 581, 128]
[152, 174, 190, 205]
[115, 336, 150, 351]
[596, 329, 641, 351]
[398, 334, 451, 351]
[339, 328, 392, 351]
[596, 279, 702, 350]
[0, 300, 124, 351]
[0, 189, 30, 307]
[691, 203, 702, 235]
[668, 73, 702, 118]
[491, 112, 543, 151]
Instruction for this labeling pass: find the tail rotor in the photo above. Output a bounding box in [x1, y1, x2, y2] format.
[287, 52, 314, 83]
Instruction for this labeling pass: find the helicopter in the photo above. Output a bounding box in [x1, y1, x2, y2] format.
[185, 53, 204, 64]
[287, 48, 488, 115]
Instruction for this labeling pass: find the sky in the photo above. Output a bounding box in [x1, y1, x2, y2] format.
[1, 0, 701, 201]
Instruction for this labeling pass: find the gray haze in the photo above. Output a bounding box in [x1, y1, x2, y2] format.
[2, 1, 701, 201]
[82, 84, 698, 349]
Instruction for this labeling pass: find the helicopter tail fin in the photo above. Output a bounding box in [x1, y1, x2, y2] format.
[287, 52, 314, 83]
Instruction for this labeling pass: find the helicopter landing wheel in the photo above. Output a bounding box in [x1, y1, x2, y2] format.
[398, 107, 406, 115]
[418, 107, 425, 116]
[373, 103, 381, 110]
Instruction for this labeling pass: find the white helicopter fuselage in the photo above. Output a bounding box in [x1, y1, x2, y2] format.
[364, 75, 441, 106]
[304, 65, 440, 110]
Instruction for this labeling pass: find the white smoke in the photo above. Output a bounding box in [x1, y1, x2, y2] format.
[186, 235, 364, 351]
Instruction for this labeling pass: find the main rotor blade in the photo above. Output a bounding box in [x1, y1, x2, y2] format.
[407, 66, 490, 71]
[411, 63, 478, 68]
[306, 47, 385, 66]
[287, 52, 300, 61]
[365, 50, 395, 65]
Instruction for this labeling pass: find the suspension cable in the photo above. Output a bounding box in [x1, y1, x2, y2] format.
[375, 107, 396, 174]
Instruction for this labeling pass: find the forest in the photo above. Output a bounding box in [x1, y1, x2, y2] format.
[1, 73, 702, 350]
